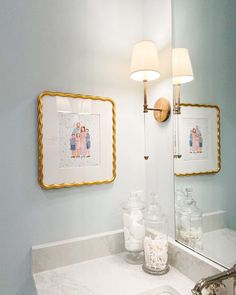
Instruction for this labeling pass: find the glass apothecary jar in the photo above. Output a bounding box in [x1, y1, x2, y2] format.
[175, 188, 186, 240]
[179, 188, 203, 250]
[143, 193, 169, 275]
[122, 191, 145, 265]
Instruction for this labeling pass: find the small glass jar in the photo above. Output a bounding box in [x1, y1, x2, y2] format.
[143, 193, 169, 275]
[179, 188, 203, 250]
[122, 191, 145, 264]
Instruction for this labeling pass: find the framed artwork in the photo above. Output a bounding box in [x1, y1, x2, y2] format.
[174, 104, 221, 176]
[38, 91, 116, 189]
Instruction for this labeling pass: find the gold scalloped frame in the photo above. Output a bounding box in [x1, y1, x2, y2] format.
[175, 103, 221, 177]
[38, 91, 116, 189]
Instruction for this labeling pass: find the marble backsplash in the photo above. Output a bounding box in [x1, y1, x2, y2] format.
[32, 229, 224, 276]
[32, 230, 124, 273]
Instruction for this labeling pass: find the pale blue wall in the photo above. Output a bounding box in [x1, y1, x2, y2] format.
[0, 0, 174, 294]
[0, 1, 146, 294]
[173, 0, 236, 227]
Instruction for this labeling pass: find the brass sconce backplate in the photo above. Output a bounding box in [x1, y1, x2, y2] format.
[153, 97, 171, 122]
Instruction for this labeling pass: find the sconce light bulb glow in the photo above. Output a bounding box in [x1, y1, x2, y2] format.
[130, 70, 160, 82]
[173, 75, 194, 85]
[129, 40, 161, 82]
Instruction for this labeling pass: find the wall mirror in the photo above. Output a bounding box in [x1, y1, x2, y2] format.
[172, 0, 236, 268]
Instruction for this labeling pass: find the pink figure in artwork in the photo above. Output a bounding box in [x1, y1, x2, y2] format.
[75, 133, 81, 157]
[195, 129, 200, 153]
[191, 128, 197, 153]
[79, 126, 87, 157]
[189, 125, 203, 153]
[196, 125, 203, 153]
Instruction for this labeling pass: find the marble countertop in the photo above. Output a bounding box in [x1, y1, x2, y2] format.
[34, 254, 194, 295]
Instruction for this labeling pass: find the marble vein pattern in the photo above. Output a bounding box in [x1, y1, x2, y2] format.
[34, 254, 194, 295]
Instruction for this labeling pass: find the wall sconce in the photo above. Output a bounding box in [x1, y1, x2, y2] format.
[172, 48, 194, 114]
[129, 40, 171, 160]
[129, 40, 171, 123]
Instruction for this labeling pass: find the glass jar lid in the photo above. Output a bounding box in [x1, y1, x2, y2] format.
[144, 192, 167, 223]
[122, 191, 145, 210]
[181, 187, 202, 217]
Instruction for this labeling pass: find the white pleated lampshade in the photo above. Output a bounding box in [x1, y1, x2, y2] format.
[172, 48, 194, 85]
[129, 40, 160, 82]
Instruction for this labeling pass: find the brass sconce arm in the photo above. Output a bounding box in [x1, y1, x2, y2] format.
[144, 106, 165, 112]
[143, 80, 171, 122]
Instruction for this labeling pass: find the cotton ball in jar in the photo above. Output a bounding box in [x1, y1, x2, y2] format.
[130, 209, 143, 222]
[130, 222, 145, 240]
[127, 236, 143, 251]
[123, 213, 132, 229]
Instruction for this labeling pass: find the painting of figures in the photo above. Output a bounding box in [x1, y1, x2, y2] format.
[38, 91, 116, 189]
[182, 118, 208, 161]
[174, 104, 220, 176]
[58, 113, 100, 168]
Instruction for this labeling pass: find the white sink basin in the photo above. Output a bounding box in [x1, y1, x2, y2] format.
[136, 285, 181, 295]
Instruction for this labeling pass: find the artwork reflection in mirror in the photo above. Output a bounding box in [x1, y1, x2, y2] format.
[173, 0, 236, 268]
[175, 104, 220, 176]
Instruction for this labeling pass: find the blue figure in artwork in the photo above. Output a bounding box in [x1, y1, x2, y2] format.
[70, 133, 77, 158]
[72, 122, 81, 135]
[85, 128, 91, 157]
[189, 129, 193, 153]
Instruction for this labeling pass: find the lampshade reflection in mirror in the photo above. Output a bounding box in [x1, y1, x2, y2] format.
[172, 48, 194, 115]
